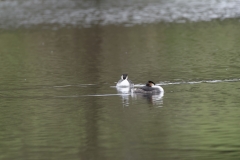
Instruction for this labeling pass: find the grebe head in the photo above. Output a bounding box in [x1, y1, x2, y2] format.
[121, 74, 128, 80]
[146, 81, 155, 87]
[117, 74, 133, 88]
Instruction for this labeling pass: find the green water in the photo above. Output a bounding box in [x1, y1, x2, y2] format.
[0, 20, 240, 159]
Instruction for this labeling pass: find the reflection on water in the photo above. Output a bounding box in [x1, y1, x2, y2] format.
[1, 18, 240, 159]
[131, 92, 164, 107]
[116, 85, 164, 107]
[116, 86, 131, 107]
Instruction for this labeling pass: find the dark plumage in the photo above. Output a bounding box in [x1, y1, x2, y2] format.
[132, 81, 163, 94]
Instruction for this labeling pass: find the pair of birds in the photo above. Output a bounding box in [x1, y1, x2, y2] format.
[116, 74, 164, 94]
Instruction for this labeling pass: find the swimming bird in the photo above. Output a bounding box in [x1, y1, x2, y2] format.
[132, 81, 164, 94]
[116, 74, 134, 87]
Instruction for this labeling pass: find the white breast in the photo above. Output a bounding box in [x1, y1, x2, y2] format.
[116, 79, 130, 87]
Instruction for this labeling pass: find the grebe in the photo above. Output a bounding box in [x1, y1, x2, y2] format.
[132, 81, 164, 94]
[116, 74, 134, 87]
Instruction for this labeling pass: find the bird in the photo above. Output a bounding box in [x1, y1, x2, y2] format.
[131, 81, 164, 94]
[116, 74, 134, 87]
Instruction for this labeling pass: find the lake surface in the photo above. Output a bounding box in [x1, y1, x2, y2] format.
[1, 1, 240, 160]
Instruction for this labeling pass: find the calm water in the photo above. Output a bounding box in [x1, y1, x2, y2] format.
[1, 11, 240, 160]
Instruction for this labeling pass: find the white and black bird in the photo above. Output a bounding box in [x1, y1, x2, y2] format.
[132, 81, 164, 94]
[116, 74, 134, 87]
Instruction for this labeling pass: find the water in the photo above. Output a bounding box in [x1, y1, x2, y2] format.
[1, 0, 240, 28]
[1, 1, 240, 159]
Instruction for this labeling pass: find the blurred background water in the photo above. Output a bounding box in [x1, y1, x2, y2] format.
[1, 0, 240, 160]
[1, 0, 240, 28]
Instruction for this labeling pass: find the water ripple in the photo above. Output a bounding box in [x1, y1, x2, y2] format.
[158, 78, 240, 86]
